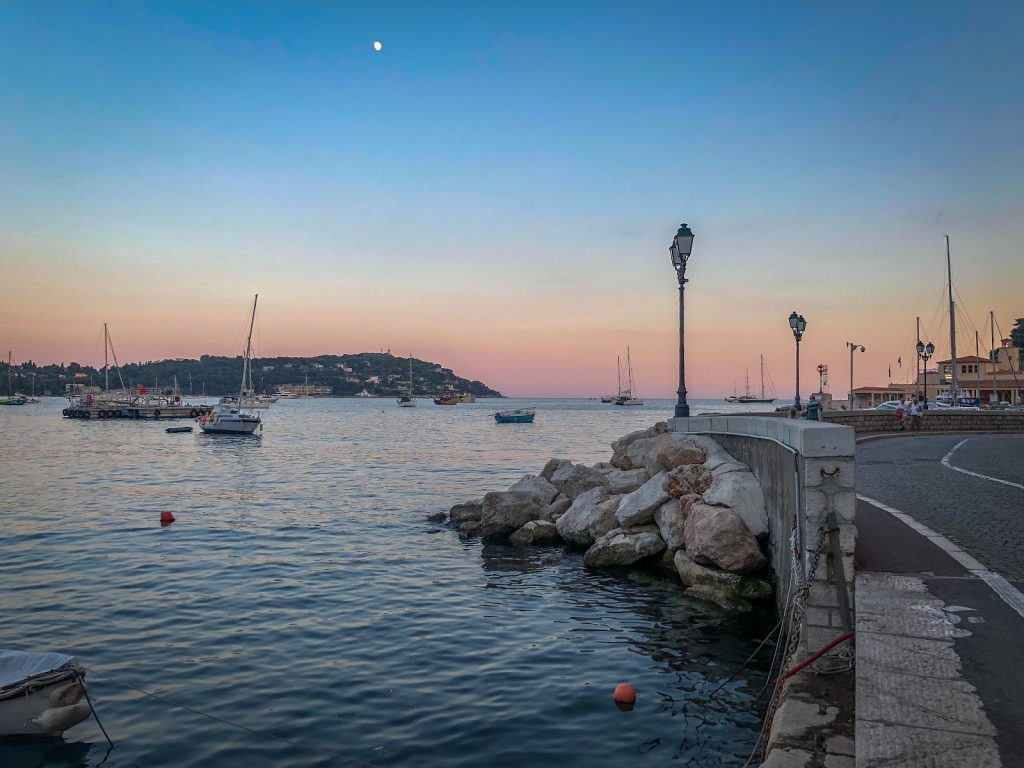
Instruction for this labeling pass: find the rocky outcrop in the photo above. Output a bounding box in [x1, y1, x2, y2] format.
[703, 465, 769, 538]
[583, 526, 666, 568]
[481, 492, 542, 540]
[509, 520, 562, 546]
[507, 475, 560, 506]
[551, 463, 610, 500]
[458, 520, 480, 537]
[426, 511, 447, 522]
[607, 468, 650, 495]
[683, 503, 767, 574]
[539, 494, 572, 523]
[556, 487, 621, 548]
[449, 499, 483, 527]
[615, 472, 671, 527]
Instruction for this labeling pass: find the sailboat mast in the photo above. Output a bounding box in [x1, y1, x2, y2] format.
[627, 347, 634, 396]
[946, 235, 958, 397]
[104, 323, 109, 392]
[760, 354, 765, 399]
[240, 294, 258, 402]
[991, 311, 997, 405]
[6, 351, 11, 397]
[617, 355, 622, 397]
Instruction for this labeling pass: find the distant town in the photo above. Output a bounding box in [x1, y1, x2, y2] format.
[0, 352, 503, 399]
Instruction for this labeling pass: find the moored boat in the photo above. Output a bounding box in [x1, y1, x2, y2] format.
[201, 295, 263, 436]
[494, 408, 536, 423]
[433, 395, 459, 405]
[0, 649, 93, 737]
[613, 347, 644, 405]
[397, 355, 416, 407]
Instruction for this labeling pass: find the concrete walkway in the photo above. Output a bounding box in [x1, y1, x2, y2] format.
[855, 492, 1024, 766]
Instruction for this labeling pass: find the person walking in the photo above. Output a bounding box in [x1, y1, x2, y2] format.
[895, 397, 906, 431]
[910, 399, 923, 431]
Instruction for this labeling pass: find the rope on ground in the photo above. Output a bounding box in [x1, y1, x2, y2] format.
[84, 667, 385, 768]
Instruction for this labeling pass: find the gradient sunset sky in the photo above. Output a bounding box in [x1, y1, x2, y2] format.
[1, 2, 1021, 397]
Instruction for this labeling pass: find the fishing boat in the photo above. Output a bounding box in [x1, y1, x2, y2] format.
[433, 394, 460, 405]
[725, 355, 777, 404]
[494, 408, 536, 424]
[397, 355, 416, 407]
[614, 348, 643, 406]
[0, 649, 93, 736]
[200, 295, 263, 436]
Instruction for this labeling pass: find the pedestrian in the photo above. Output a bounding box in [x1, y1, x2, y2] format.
[911, 399, 923, 431]
[895, 397, 906, 431]
[807, 394, 821, 421]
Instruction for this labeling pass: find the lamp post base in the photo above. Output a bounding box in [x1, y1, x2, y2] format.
[674, 403, 690, 418]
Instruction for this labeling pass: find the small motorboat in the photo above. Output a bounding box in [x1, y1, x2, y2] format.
[0, 649, 93, 736]
[166, 426, 193, 433]
[494, 408, 536, 424]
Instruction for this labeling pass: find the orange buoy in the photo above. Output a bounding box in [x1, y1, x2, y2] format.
[614, 683, 636, 706]
[160, 511, 175, 526]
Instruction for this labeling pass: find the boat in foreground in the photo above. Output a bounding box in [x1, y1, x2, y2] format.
[494, 408, 536, 424]
[201, 295, 263, 436]
[0, 649, 93, 737]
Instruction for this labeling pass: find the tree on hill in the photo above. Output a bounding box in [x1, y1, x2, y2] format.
[1011, 318, 1024, 367]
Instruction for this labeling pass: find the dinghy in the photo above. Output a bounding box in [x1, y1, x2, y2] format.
[0, 649, 92, 736]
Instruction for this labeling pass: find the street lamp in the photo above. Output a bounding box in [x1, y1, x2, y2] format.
[788, 311, 807, 410]
[669, 223, 695, 418]
[917, 340, 935, 410]
[846, 342, 866, 410]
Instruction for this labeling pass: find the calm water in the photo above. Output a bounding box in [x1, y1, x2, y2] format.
[1, 397, 776, 768]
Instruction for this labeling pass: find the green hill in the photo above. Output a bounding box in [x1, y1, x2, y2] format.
[2, 352, 504, 399]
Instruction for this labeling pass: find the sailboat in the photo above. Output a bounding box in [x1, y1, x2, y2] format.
[614, 348, 643, 406]
[725, 355, 777, 404]
[397, 355, 416, 407]
[201, 295, 263, 435]
[601, 357, 620, 403]
[1, 352, 27, 405]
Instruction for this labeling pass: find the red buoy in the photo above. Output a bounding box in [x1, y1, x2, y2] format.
[614, 683, 636, 706]
[160, 511, 175, 526]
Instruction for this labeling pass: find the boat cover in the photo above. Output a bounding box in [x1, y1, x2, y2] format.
[0, 650, 76, 691]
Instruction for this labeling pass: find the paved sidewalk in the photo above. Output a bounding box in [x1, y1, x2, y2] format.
[855, 497, 1024, 767]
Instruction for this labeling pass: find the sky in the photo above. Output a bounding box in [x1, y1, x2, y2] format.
[1, 1, 1022, 397]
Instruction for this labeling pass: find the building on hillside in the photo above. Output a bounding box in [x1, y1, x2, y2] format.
[275, 383, 332, 397]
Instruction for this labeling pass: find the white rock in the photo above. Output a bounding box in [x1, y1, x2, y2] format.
[703, 467, 769, 538]
[551, 463, 610, 500]
[481, 491, 542, 540]
[607, 468, 650, 495]
[683, 502, 767, 574]
[584, 527, 666, 567]
[615, 472, 670, 527]
[509, 520, 562, 545]
[556, 487, 621, 548]
[653, 498, 686, 551]
[625, 434, 706, 476]
[507, 475, 560, 506]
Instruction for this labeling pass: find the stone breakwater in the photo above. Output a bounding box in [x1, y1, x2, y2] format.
[443, 422, 777, 611]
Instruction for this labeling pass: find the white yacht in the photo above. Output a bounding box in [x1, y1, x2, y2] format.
[397, 355, 416, 407]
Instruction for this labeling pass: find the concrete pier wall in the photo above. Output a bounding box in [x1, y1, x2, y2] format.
[670, 415, 857, 642]
[823, 409, 1024, 432]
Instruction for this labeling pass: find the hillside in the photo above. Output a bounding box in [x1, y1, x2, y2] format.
[2, 353, 504, 398]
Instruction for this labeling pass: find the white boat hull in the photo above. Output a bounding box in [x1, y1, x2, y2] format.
[200, 414, 262, 435]
[0, 680, 91, 736]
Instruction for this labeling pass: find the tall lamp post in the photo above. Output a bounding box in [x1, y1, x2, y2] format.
[846, 342, 865, 410]
[917, 341, 934, 410]
[788, 311, 807, 410]
[669, 223, 695, 418]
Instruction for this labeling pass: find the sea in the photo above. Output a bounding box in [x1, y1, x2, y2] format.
[0, 397, 779, 768]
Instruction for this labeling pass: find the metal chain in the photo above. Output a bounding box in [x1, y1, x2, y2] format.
[759, 525, 829, 761]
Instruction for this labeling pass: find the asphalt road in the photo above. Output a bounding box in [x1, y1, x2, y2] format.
[857, 435, 1024, 583]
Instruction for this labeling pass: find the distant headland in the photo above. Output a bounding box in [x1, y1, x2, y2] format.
[1, 352, 504, 399]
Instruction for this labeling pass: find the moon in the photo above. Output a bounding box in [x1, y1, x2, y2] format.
[373, 41, 382, 52]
